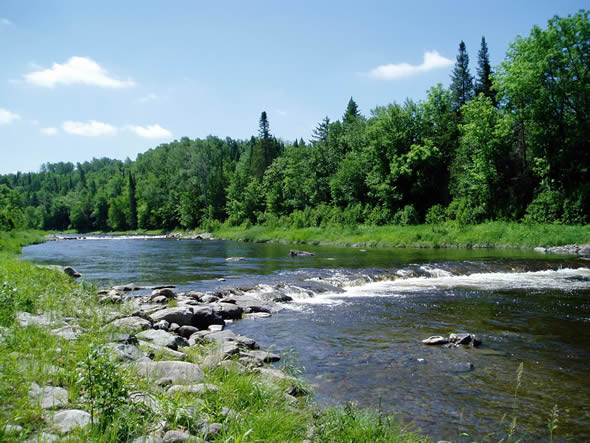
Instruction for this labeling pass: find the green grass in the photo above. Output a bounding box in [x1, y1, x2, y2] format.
[212, 222, 590, 249]
[0, 229, 429, 442]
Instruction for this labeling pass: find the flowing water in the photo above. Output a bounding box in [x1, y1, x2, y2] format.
[22, 237, 590, 441]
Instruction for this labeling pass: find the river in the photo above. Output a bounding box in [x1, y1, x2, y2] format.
[22, 237, 590, 441]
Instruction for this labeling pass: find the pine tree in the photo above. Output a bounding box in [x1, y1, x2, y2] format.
[258, 111, 270, 140]
[450, 41, 474, 112]
[343, 97, 360, 124]
[127, 172, 137, 229]
[475, 36, 496, 105]
[311, 116, 330, 144]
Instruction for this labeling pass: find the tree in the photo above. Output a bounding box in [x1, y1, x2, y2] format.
[311, 116, 330, 144]
[343, 97, 360, 124]
[258, 111, 270, 140]
[475, 36, 496, 105]
[450, 41, 474, 112]
[127, 173, 138, 230]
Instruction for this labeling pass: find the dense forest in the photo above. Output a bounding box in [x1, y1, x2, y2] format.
[1, 11, 589, 232]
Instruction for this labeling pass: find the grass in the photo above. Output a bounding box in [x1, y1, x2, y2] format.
[0, 230, 429, 442]
[212, 222, 590, 249]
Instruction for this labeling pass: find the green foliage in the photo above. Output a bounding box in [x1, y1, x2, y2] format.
[523, 190, 564, 224]
[450, 40, 474, 111]
[393, 205, 419, 226]
[425, 204, 446, 225]
[76, 344, 129, 429]
[0, 184, 25, 230]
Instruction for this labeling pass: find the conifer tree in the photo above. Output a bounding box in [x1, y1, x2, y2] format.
[450, 41, 474, 112]
[311, 116, 330, 144]
[343, 97, 360, 124]
[475, 36, 496, 105]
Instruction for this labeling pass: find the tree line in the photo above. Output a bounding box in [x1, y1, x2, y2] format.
[1, 11, 588, 232]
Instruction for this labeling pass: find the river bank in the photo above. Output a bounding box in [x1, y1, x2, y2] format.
[0, 232, 428, 442]
[210, 222, 590, 251]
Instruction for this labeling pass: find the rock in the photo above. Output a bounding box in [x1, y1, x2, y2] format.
[579, 245, 590, 256]
[132, 436, 164, 443]
[178, 325, 199, 338]
[152, 288, 176, 299]
[99, 295, 122, 304]
[534, 247, 547, 253]
[202, 330, 258, 349]
[451, 362, 475, 372]
[422, 336, 449, 345]
[152, 296, 168, 304]
[150, 307, 195, 327]
[109, 316, 152, 333]
[163, 430, 194, 442]
[113, 283, 141, 292]
[24, 432, 59, 442]
[136, 361, 204, 384]
[212, 303, 243, 320]
[136, 329, 188, 350]
[167, 383, 218, 395]
[241, 350, 280, 363]
[289, 249, 315, 257]
[154, 319, 170, 331]
[204, 423, 222, 438]
[63, 266, 81, 278]
[192, 306, 225, 330]
[108, 333, 139, 345]
[225, 257, 244, 262]
[29, 383, 68, 409]
[245, 312, 272, 319]
[3, 424, 23, 434]
[107, 343, 145, 361]
[50, 409, 91, 434]
[200, 294, 219, 303]
[50, 325, 82, 340]
[16, 311, 56, 327]
[239, 356, 263, 368]
[208, 324, 224, 332]
[449, 333, 481, 347]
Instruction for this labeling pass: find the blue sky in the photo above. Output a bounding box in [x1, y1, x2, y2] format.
[0, 0, 587, 174]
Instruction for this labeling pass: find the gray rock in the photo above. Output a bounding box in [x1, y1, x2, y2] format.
[152, 296, 168, 304]
[289, 249, 315, 257]
[534, 247, 547, 253]
[16, 312, 56, 327]
[151, 307, 195, 328]
[178, 325, 199, 338]
[63, 266, 81, 278]
[449, 332, 481, 347]
[225, 257, 244, 262]
[241, 350, 281, 363]
[422, 336, 449, 345]
[167, 383, 218, 395]
[163, 430, 196, 442]
[579, 245, 590, 256]
[151, 288, 176, 299]
[113, 283, 141, 292]
[200, 294, 219, 303]
[136, 329, 188, 350]
[202, 330, 258, 349]
[107, 343, 145, 361]
[50, 325, 82, 340]
[169, 323, 180, 333]
[109, 316, 152, 333]
[154, 319, 170, 330]
[132, 436, 164, 443]
[29, 383, 68, 409]
[3, 424, 23, 433]
[99, 295, 123, 304]
[50, 409, 91, 434]
[24, 432, 59, 442]
[212, 303, 243, 320]
[108, 333, 139, 345]
[208, 324, 224, 332]
[136, 361, 204, 384]
[245, 312, 272, 319]
[192, 306, 224, 330]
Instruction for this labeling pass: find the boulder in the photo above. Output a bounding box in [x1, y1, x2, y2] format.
[192, 306, 224, 330]
[136, 361, 204, 384]
[50, 409, 91, 434]
[16, 312, 56, 327]
[139, 342, 187, 360]
[167, 383, 218, 395]
[212, 303, 243, 320]
[225, 257, 244, 262]
[163, 430, 196, 442]
[106, 343, 145, 362]
[29, 383, 68, 409]
[241, 350, 280, 363]
[422, 336, 449, 345]
[109, 316, 152, 333]
[63, 266, 81, 278]
[150, 307, 195, 327]
[178, 325, 199, 338]
[151, 296, 168, 304]
[50, 325, 82, 340]
[136, 329, 188, 350]
[151, 288, 176, 299]
[112, 283, 141, 292]
[153, 320, 170, 331]
[449, 332, 481, 347]
[289, 249, 315, 257]
[200, 294, 219, 304]
[579, 244, 590, 256]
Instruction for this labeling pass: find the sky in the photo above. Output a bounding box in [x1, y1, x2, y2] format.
[0, 1, 587, 174]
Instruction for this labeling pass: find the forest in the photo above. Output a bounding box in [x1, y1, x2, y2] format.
[1, 11, 589, 233]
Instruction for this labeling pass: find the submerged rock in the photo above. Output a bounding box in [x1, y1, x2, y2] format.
[289, 249, 315, 257]
[449, 332, 481, 347]
[422, 336, 449, 345]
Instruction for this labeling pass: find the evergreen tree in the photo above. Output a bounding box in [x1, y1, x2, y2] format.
[311, 116, 330, 144]
[450, 41, 474, 112]
[259, 111, 270, 140]
[343, 97, 360, 124]
[128, 172, 138, 230]
[475, 36, 496, 105]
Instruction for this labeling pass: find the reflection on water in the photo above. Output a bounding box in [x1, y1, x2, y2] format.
[22, 238, 590, 441]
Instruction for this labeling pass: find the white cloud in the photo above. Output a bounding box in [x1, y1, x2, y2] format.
[24, 56, 135, 88]
[277, 110, 288, 117]
[369, 50, 453, 80]
[0, 107, 21, 125]
[62, 120, 118, 136]
[41, 127, 58, 135]
[126, 124, 172, 138]
[1, 18, 13, 26]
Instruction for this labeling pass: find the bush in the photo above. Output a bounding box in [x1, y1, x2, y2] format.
[446, 198, 486, 225]
[393, 205, 419, 226]
[523, 190, 563, 223]
[425, 204, 446, 225]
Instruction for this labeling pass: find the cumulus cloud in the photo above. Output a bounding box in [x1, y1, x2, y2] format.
[369, 50, 453, 80]
[41, 127, 58, 135]
[0, 107, 21, 125]
[24, 56, 135, 88]
[126, 124, 172, 138]
[62, 120, 118, 136]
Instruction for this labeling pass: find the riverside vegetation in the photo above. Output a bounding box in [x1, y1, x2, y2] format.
[0, 232, 428, 442]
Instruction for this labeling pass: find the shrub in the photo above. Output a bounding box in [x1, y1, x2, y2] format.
[425, 204, 446, 225]
[523, 190, 563, 223]
[393, 205, 419, 226]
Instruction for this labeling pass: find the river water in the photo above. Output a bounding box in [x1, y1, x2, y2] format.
[22, 237, 590, 441]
